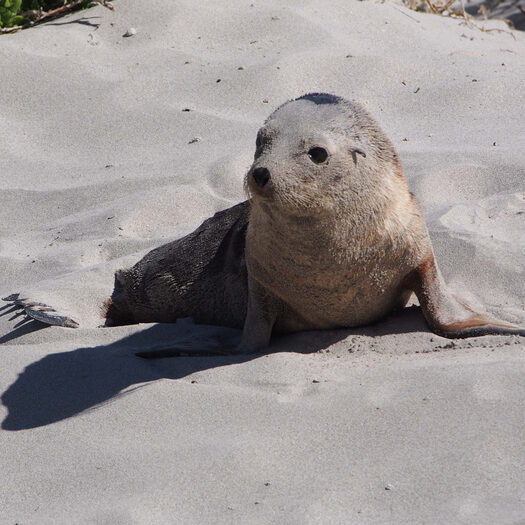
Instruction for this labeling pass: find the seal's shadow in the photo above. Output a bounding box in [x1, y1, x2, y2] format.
[1, 323, 249, 431]
[1, 306, 428, 431]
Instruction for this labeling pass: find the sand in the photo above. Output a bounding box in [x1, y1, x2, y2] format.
[1, 1, 524, 523]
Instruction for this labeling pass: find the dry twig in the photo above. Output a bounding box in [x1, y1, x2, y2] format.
[401, 0, 519, 37]
[0, 0, 113, 34]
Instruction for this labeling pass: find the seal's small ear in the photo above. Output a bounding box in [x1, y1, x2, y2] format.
[350, 146, 366, 165]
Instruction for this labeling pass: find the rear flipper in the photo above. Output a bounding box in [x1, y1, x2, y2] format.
[1, 260, 124, 329]
[2, 293, 79, 328]
[407, 252, 525, 338]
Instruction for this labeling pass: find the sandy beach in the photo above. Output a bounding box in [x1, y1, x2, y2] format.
[1, 1, 524, 523]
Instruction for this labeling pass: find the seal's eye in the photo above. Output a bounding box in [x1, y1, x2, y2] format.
[308, 147, 328, 164]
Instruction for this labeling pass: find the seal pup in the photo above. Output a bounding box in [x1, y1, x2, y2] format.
[5, 93, 524, 353]
[102, 93, 524, 354]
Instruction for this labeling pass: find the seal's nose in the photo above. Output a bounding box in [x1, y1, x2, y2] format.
[252, 167, 271, 188]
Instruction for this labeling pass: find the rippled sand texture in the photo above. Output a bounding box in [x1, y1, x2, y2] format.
[1, 1, 524, 523]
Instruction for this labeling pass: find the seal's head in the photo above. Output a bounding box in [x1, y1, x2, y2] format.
[245, 93, 402, 215]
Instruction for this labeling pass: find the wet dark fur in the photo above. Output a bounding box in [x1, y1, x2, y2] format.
[105, 201, 250, 328]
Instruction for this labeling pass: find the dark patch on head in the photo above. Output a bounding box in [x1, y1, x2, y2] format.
[265, 93, 348, 125]
[295, 93, 343, 105]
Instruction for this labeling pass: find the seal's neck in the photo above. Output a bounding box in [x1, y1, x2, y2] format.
[248, 202, 381, 270]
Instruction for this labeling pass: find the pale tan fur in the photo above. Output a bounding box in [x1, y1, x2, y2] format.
[238, 93, 523, 352]
[244, 96, 429, 335]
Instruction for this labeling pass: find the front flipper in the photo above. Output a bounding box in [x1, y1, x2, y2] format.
[406, 253, 525, 338]
[236, 276, 280, 353]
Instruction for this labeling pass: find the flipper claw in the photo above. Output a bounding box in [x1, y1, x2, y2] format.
[2, 293, 20, 302]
